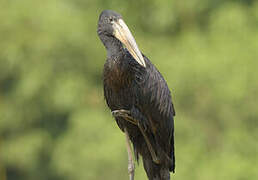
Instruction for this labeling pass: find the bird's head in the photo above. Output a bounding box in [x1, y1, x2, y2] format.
[97, 10, 146, 67]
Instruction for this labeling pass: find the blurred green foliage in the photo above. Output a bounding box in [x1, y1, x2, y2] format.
[0, 0, 258, 179]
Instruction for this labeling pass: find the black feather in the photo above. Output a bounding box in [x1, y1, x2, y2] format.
[98, 10, 176, 180]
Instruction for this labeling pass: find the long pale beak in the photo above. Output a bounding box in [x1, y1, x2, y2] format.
[113, 19, 146, 67]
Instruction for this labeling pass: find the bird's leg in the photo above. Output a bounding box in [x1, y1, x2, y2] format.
[130, 107, 160, 164]
[112, 110, 137, 125]
[111, 108, 160, 164]
[138, 121, 160, 164]
[124, 128, 135, 180]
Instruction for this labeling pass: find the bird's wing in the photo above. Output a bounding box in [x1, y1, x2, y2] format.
[132, 55, 175, 165]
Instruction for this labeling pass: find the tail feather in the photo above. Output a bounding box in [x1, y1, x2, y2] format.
[143, 157, 170, 180]
[130, 132, 174, 180]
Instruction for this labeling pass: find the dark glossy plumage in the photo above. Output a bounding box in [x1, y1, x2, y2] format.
[98, 10, 175, 180]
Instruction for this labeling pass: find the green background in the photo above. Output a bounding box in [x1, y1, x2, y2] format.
[0, 0, 257, 179]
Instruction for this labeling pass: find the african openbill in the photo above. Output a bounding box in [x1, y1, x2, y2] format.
[97, 10, 176, 180]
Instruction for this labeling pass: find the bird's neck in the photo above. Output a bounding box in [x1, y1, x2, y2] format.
[101, 36, 124, 58]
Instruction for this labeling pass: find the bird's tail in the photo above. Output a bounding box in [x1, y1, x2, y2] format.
[142, 156, 170, 180]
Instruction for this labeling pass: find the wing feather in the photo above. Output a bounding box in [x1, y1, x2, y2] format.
[134, 56, 175, 168]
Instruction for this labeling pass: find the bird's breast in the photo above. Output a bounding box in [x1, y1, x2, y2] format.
[103, 58, 133, 90]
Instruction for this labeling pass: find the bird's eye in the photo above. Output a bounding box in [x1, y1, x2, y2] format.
[109, 17, 114, 22]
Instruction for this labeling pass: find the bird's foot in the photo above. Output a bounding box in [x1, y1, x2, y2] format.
[112, 108, 160, 164]
[112, 109, 130, 117]
[111, 109, 137, 125]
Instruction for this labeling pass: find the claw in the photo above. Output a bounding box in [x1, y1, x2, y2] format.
[111, 109, 137, 125]
[112, 109, 160, 164]
[112, 109, 131, 117]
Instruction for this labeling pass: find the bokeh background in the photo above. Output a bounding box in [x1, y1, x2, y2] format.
[0, 0, 258, 179]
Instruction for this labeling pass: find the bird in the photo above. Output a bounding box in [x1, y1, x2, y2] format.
[97, 10, 176, 180]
